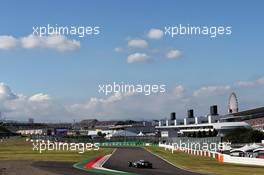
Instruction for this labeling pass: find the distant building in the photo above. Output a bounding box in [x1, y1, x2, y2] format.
[54, 128, 68, 136]
[157, 106, 250, 138]
[221, 106, 264, 132]
[105, 130, 138, 139]
[17, 129, 43, 135]
[28, 118, 34, 124]
[223, 92, 264, 131]
[76, 119, 120, 129]
[156, 93, 264, 140]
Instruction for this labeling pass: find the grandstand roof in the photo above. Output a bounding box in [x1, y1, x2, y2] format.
[233, 107, 264, 116]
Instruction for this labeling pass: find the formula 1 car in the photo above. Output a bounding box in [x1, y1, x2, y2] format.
[128, 160, 153, 168]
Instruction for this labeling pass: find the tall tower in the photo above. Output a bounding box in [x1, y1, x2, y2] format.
[228, 92, 238, 114]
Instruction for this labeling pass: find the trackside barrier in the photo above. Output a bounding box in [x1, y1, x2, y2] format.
[159, 143, 224, 163]
[222, 154, 264, 166]
[159, 143, 264, 166]
[99, 141, 155, 147]
[28, 139, 157, 147]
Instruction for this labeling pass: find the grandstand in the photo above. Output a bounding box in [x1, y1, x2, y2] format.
[221, 106, 264, 131]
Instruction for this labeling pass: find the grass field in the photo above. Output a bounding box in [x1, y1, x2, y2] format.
[0, 137, 112, 162]
[145, 146, 264, 175]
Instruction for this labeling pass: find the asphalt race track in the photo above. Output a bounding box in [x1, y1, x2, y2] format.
[103, 147, 205, 175]
[0, 160, 106, 175]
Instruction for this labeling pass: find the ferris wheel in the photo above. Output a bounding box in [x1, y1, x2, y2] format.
[228, 92, 238, 114]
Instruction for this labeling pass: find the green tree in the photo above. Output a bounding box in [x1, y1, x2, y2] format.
[202, 130, 206, 137]
[224, 128, 264, 143]
[97, 131, 106, 138]
[249, 130, 264, 143]
[208, 129, 212, 137]
[212, 129, 218, 137]
[197, 130, 202, 138]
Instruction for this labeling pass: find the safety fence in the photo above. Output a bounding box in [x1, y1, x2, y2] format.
[99, 141, 157, 147]
[159, 143, 264, 166]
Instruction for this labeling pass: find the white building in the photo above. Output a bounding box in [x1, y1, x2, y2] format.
[157, 106, 250, 138]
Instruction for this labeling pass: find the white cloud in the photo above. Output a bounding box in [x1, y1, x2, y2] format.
[237, 76, 264, 87]
[2, 80, 264, 122]
[0, 34, 80, 52]
[127, 53, 149, 63]
[103, 92, 135, 103]
[0, 82, 70, 122]
[147, 29, 164, 39]
[20, 35, 80, 52]
[0, 83, 18, 100]
[114, 47, 123, 53]
[20, 35, 41, 49]
[29, 93, 51, 102]
[85, 92, 135, 108]
[128, 39, 148, 48]
[237, 81, 256, 87]
[173, 85, 185, 98]
[166, 49, 182, 59]
[67, 92, 136, 115]
[257, 76, 264, 84]
[0, 36, 17, 49]
[193, 85, 231, 97]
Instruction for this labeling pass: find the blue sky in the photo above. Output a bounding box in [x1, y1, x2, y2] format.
[0, 1, 264, 122]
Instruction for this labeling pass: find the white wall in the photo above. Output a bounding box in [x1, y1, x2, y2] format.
[223, 154, 264, 166]
[159, 142, 264, 167]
